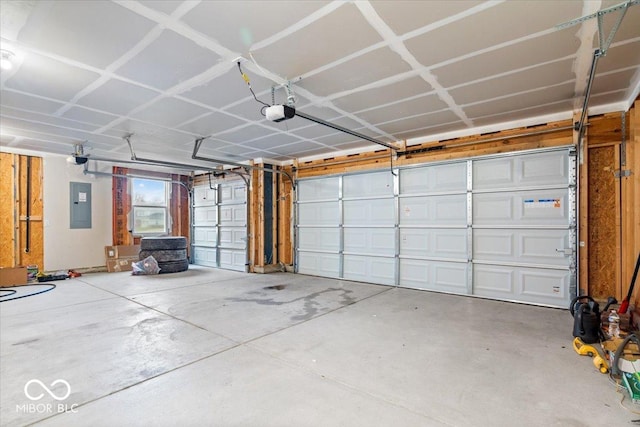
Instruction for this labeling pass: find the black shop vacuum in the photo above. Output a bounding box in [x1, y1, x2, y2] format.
[570, 296, 602, 344]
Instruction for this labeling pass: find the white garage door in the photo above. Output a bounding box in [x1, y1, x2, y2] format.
[192, 180, 247, 272]
[296, 147, 576, 307]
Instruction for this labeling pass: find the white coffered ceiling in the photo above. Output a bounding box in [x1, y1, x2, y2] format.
[1, 1, 639, 166]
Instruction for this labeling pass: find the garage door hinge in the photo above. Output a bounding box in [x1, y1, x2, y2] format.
[556, 248, 574, 256]
[614, 170, 632, 178]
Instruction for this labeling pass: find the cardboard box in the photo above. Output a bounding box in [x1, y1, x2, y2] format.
[0, 266, 28, 287]
[105, 245, 140, 273]
[106, 258, 138, 273]
[105, 245, 140, 259]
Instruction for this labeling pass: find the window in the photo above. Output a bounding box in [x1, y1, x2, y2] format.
[131, 178, 170, 235]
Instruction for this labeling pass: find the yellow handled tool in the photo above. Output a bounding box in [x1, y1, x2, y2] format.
[573, 337, 609, 374]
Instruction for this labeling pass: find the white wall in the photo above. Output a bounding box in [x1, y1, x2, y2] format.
[42, 155, 112, 271]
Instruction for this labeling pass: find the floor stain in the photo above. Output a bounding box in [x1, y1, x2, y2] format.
[226, 287, 357, 322]
[12, 338, 40, 346]
[264, 285, 286, 290]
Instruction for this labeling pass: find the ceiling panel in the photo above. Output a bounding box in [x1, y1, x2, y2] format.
[398, 121, 467, 142]
[131, 97, 211, 127]
[178, 112, 246, 137]
[432, 27, 580, 88]
[589, 90, 629, 106]
[1, 106, 99, 132]
[405, 1, 582, 67]
[180, 67, 274, 109]
[112, 120, 194, 146]
[371, 1, 484, 36]
[193, 136, 235, 151]
[299, 47, 412, 96]
[463, 82, 576, 119]
[182, 1, 330, 54]
[223, 98, 272, 123]
[597, 2, 640, 42]
[268, 140, 329, 155]
[596, 41, 640, 74]
[0, 90, 65, 114]
[449, 58, 576, 105]
[314, 132, 361, 147]
[216, 125, 275, 144]
[332, 76, 433, 113]
[4, 53, 100, 101]
[354, 94, 449, 125]
[251, 3, 383, 78]
[17, 1, 155, 69]
[375, 110, 461, 135]
[472, 100, 574, 127]
[143, 1, 183, 15]
[287, 123, 337, 139]
[1, 1, 639, 166]
[115, 30, 222, 90]
[240, 133, 301, 150]
[591, 68, 639, 95]
[213, 143, 256, 157]
[61, 107, 119, 126]
[0, 116, 118, 146]
[76, 79, 161, 116]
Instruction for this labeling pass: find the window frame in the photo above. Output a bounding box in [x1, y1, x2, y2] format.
[129, 177, 171, 236]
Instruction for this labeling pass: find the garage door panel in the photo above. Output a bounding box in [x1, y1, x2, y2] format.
[298, 202, 339, 225]
[219, 249, 246, 271]
[343, 171, 393, 198]
[521, 269, 569, 303]
[298, 252, 340, 278]
[220, 205, 246, 227]
[193, 246, 217, 267]
[344, 198, 395, 225]
[474, 151, 568, 190]
[296, 148, 574, 308]
[193, 187, 216, 206]
[193, 206, 217, 226]
[474, 229, 570, 266]
[344, 227, 395, 256]
[220, 228, 246, 249]
[473, 189, 568, 226]
[219, 183, 246, 204]
[193, 227, 217, 246]
[298, 177, 339, 201]
[343, 255, 395, 285]
[399, 259, 468, 293]
[299, 227, 340, 252]
[473, 266, 514, 294]
[400, 228, 467, 259]
[400, 162, 467, 194]
[474, 264, 568, 305]
[399, 195, 467, 226]
[193, 180, 247, 272]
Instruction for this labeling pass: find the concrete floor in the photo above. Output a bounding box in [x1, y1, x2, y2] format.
[0, 266, 637, 426]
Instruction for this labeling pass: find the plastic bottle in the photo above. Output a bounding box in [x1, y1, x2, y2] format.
[608, 310, 620, 338]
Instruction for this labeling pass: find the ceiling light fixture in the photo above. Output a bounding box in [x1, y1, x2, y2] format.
[0, 49, 16, 70]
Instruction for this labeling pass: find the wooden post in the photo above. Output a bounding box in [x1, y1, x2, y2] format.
[626, 101, 640, 308]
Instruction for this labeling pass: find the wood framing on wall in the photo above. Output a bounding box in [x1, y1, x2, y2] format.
[627, 100, 640, 308]
[0, 153, 43, 269]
